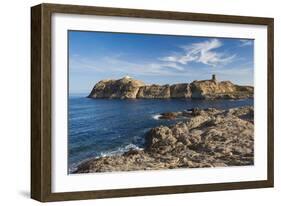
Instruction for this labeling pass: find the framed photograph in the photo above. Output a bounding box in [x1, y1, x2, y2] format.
[31, 3, 274, 202]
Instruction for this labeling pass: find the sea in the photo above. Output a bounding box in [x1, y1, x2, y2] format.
[68, 93, 253, 172]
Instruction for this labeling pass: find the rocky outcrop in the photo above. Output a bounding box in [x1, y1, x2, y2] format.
[88, 76, 145, 99]
[158, 112, 182, 120]
[73, 106, 254, 173]
[190, 79, 253, 99]
[88, 75, 253, 99]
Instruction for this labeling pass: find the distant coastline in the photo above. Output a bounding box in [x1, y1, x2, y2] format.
[87, 75, 253, 100]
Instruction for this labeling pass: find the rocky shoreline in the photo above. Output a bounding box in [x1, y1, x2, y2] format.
[87, 75, 253, 100]
[73, 106, 254, 173]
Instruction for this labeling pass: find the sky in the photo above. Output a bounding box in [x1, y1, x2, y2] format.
[68, 31, 254, 94]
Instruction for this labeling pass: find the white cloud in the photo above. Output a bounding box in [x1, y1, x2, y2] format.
[160, 39, 235, 67]
[70, 39, 240, 81]
[70, 55, 189, 77]
[160, 54, 197, 64]
[149, 62, 184, 71]
[239, 39, 253, 47]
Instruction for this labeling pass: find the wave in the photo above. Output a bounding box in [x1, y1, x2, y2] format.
[152, 114, 162, 120]
[99, 143, 143, 158]
[69, 143, 144, 173]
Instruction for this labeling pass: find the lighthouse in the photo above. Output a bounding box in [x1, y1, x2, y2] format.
[124, 75, 131, 79]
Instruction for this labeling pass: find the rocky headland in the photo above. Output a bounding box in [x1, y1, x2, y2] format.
[73, 106, 254, 173]
[88, 75, 253, 99]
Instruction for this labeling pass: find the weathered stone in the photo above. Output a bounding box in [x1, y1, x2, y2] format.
[170, 83, 191, 98]
[136, 84, 170, 99]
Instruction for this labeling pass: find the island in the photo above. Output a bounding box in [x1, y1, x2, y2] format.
[87, 75, 253, 99]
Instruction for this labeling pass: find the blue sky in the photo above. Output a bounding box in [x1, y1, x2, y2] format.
[68, 31, 254, 94]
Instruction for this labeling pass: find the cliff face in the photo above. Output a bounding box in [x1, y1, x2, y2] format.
[88, 76, 253, 99]
[136, 84, 170, 99]
[88, 77, 145, 99]
[170, 83, 191, 98]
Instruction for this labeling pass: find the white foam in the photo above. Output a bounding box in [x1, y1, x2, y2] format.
[152, 114, 162, 120]
[69, 143, 144, 173]
[100, 143, 143, 157]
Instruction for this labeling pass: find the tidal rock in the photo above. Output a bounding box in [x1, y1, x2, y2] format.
[159, 112, 182, 120]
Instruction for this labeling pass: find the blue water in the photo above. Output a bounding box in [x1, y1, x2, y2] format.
[68, 94, 253, 171]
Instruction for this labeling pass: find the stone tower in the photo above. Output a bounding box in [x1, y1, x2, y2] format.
[212, 74, 216, 81]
